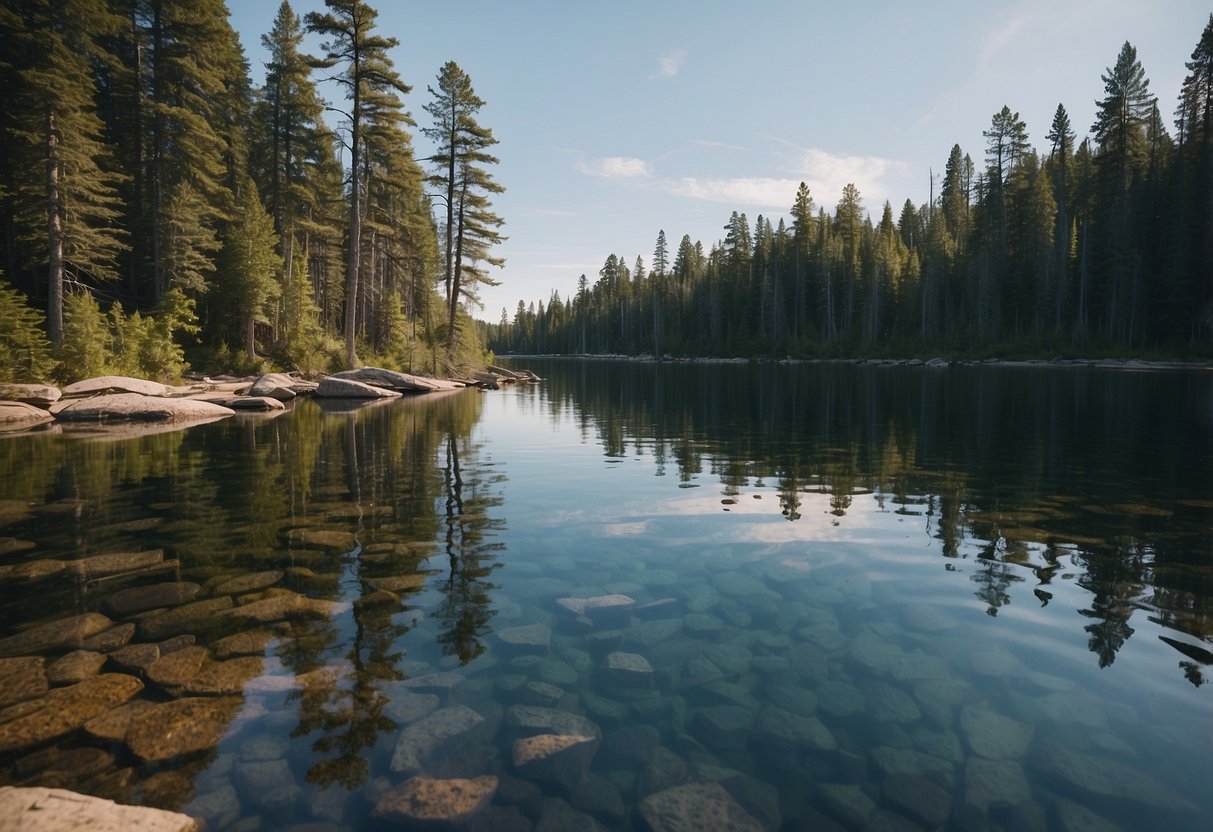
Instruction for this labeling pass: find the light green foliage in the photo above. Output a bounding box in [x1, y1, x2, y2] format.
[217, 180, 282, 360]
[58, 290, 113, 379]
[0, 279, 56, 382]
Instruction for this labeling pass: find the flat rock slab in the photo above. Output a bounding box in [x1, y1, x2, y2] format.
[0, 657, 47, 708]
[139, 597, 233, 640]
[0, 786, 199, 832]
[52, 393, 234, 423]
[0, 384, 61, 405]
[46, 650, 107, 685]
[105, 582, 202, 616]
[383, 690, 441, 725]
[0, 673, 143, 753]
[497, 623, 551, 655]
[248, 373, 308, 400]
[639, 782, 764, 832]
[331, 367, 458, 392]
[126, 697, 243, 762]
[66, 550, 166, 580]
[373, 776, 498, 825]
[0, 612, 114, 657]
[513, 734, 599, 791]
[315, 377, 402, 399]
[960, 704, 1033, 760]
[61, 376, 170, 397]
[211, 570, 283, 596]
[557, 594, 636, 627]
[0, 401, 54, 429]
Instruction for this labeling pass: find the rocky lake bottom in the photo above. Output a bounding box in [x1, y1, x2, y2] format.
[0, 360, 1210, 831]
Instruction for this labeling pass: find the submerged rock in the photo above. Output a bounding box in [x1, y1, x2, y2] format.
[126, 697, 243, 762]
[45, 650, 106, 685]
[497, 623, 551, 655]
[0, 673, 143, 753]
[513, 733, 599, 792]
[1031, 738, 1197, 811]
[0, 657, 48, 708]
[505, 705, 602, 741]
[211, 570, 283, 596]
[105, 582, 201, 616]
[0, 613, 114, 657]
[638, 782, 764, 832]
[960, 703, 1033, 760]
[67, 550, 167, 580]
[372, 775, 498, 825]
[139, 597, 233, 640]
[390, 705, 486, 775]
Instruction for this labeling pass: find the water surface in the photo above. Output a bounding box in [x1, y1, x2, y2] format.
[0, 360, 1210, 830]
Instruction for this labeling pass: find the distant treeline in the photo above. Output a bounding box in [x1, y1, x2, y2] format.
[0, 0, 505, 384]
[487, 21, 1213, 359]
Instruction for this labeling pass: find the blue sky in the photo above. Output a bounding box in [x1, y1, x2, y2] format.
[227, 1, 1210, 321]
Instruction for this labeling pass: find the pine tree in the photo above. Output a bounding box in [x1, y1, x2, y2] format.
[307, 0, 411, 368]
[8, 0, 128, 343]
[0, 276, 55, 382]
[216, 179, 281, 361]
[423, 61, 505, 370]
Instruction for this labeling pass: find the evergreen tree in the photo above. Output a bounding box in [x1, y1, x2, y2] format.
[216, 179, 281, 361]
[307, 0, 410, 367]
[0, 276, 55, 382]
[7, 0, 129, 344]
[423, 61, 505, 370]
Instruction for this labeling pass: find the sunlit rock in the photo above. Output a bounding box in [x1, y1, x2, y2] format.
[0, 401, 54, 430]
[0, 673, 143, 753]
[0, 383, 60, 406]
[0, 612, 114, 657]
[248, 373, 311, 400]
[126, 697, 243, 762]
[52, 393, 234, 423]
[106, 643, 160, 676]
[61, 376, 170, 398]
[82, 699, 156, 742]
[639, 782, 764, 832]
[211, 629, 277, 659]
[105, 582, 201, 617]
[146, 645, 209, 691]
[315, 376, 402, 399]
[556, 594, 636, 628]
[81, 622, 136, 652]
[601, 651, 653, 690]
[0, 786, 199, 832]
[45, 650, 106, 685]
[390, 704, 487, 775]
[372, 775, 498, 826]
[185, 656, 264, 696]
[513, 733, 599, 792]
[0, 657, 47, 708]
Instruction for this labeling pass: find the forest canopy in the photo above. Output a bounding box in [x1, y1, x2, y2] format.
[0, 0, 504, 383]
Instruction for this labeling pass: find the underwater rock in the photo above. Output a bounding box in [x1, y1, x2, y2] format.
[45, 650, 106, 685]
[145, 645, 210, 690]
[683, 613, 726, 639]
[0, 657, 47, 708]
[138, 598, 233, 640]
[1031, 738, 1197, 811]
[365, 574, 427, 593]
[105, 582, 202, 617]
[185, 656, 265, 695]
[506, 705, 602, 741]
[383, 690, 441, 725]
[866, 681, 922, 724]
[513, 733, 599, 792]
[1052, 797, 1127, 832]
[106, 643, 160, 676]
[0, 785, 199, 832]
[557, 594, 636, 628]
[126, 697, 243, 762]
[571, 773, 626, 824]
[816, 783, 876, 828]
[211, 629, 277, 659]
[211, 570, 283, 596]
[882, 773, 951, 827]
[372, 775, 498, 826]
[0, 673, 143, 753]
[639, 747, 690, 797]
[519, 681, 565, 707]
[497, 623, 551, 655]
[870, 746, 955, 788]
[0, 612, 114, 657]
[959, 704, 1033, 760]
[399, 671, 465, 696]
[82, 699, 156, 742]
[81, 623, 136, 652]
[752, 705, 836, 753]
[601, 651, 653, 689]
[691, 706, 756, 751]
[965, 757, 1031, 809]
[639, 782, 764, 832]
[390, 705, 487, 775]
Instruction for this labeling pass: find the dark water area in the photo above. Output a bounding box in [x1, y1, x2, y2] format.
[0, 360, 1210, 831]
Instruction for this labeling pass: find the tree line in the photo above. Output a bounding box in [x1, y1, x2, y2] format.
[488, 21, 1213, 359]
[0, 0, 505, 384]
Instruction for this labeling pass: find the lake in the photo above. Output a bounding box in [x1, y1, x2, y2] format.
[0, 359, 1210, 831]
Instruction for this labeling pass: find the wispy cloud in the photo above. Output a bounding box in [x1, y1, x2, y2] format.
[654, 49, 686, 79]
[665, 177, 798, 209]
[525, 208, 578, 218]
[578, 156, 651, 178]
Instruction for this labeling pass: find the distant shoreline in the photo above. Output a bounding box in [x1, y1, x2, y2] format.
[495, 354, 1213, 371]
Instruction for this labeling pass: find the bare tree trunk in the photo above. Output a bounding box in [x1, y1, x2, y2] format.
[46, 108, 63, 344]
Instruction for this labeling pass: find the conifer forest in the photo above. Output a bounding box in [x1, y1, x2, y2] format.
[1, 0, 504, 383]
[489, 18, 1213, 360]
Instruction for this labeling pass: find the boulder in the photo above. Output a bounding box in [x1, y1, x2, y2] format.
[0, 612, 114, 657]
[556, 594, 636, 628]
[0, 786, 199, 832]
[390, 705, 487, 775]
[315, 377, 402, 399]
[45, 650, 107, 685]
[372, 776, 498, 825]
[51, 393, 234, 423]
[125, 697, 243, 762]
[0, 673, 143, 753]
[0, 401, 54, 430]
[201, 395, 286, 411]
[497, 623, 551, 655]
[61, 376, 169, 398]
[248, 373, 302, 401]
[513, 734, 599, 792]
[638, 782, 764, 832]
[330, 367, 454, 392]
[0, 384, 60, 406]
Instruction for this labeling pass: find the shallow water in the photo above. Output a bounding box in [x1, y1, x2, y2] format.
[0, 360, 1210, 831]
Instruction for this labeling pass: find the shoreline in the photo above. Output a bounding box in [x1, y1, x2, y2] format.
[497, 353, 1213, 371]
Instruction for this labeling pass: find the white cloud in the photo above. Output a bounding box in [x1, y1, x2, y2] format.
[655, 49, 686, 79]
[578, 156, 650, 178]
[665, 177, 799, 209]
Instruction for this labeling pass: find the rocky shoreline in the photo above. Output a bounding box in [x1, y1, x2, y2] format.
[0, 366, 540, 435]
